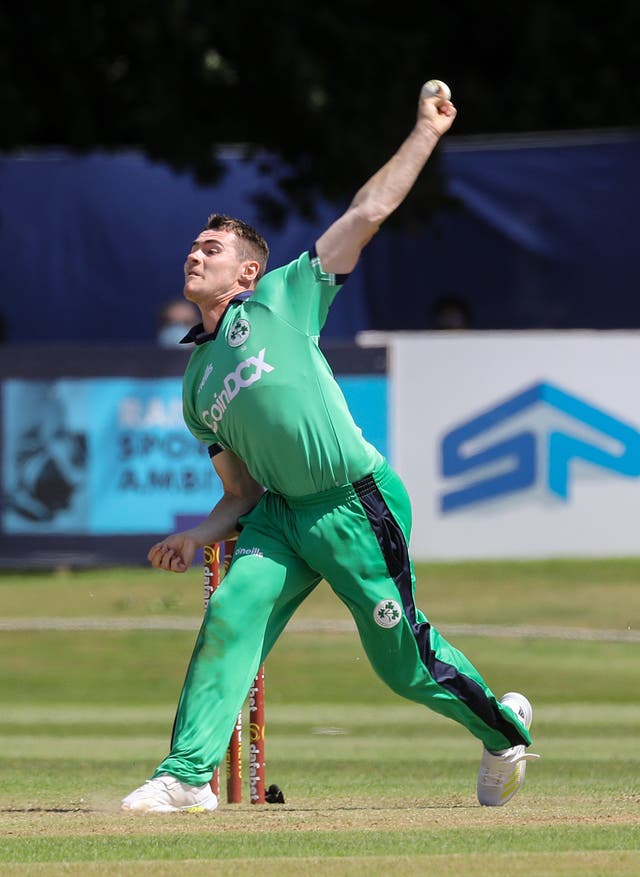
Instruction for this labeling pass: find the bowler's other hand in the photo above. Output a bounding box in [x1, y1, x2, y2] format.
[147, 532, 198, 573]
[418, 90, 457, 138]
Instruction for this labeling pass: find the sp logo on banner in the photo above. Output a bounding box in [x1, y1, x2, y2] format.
[440, 381, 640, 513]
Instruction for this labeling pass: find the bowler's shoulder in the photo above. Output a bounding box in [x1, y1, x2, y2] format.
[253, 251, 314, 297]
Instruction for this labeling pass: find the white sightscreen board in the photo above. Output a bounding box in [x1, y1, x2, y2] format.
[388, 331, 640, 560]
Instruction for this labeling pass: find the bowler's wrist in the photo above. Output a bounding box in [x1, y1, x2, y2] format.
[413, 122, 441, 147]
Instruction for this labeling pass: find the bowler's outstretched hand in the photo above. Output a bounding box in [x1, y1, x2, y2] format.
[418, 81, 456, 138]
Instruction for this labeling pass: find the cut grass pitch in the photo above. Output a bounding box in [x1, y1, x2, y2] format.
[0, 559, 638, 874]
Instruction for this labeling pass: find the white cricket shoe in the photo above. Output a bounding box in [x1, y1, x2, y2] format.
[121, 773, 218, 813]
[477, 692, 540, 807]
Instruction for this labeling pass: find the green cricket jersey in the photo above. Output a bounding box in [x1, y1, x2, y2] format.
[182, 249, 383, 497]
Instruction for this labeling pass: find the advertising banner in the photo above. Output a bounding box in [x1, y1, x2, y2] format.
[2, 375, 387, 537]
[390, 332, 640, 559]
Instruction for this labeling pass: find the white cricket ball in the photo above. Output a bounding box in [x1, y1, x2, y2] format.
[421, 79, 452, 102]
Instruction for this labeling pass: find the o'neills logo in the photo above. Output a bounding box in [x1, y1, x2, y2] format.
[197, 363, 214, 394]
[201, 348, 274, 434]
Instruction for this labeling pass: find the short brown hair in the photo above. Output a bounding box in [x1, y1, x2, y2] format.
[206, 213, 270, 280]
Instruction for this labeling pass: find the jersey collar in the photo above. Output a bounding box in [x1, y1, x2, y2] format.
[180, 290, 254, 346]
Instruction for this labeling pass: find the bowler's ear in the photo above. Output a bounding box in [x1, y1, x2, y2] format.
[241, 260, 261, 283]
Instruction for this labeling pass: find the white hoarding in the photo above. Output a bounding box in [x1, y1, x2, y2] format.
[387, 332, 640, 560]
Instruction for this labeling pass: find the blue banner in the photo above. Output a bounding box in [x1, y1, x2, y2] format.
[2, 376, 387, 535]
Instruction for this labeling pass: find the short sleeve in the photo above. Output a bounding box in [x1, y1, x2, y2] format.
[253, 250, 349, 336]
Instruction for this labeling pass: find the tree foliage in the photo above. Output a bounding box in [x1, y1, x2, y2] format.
[2, 1, 638, 225]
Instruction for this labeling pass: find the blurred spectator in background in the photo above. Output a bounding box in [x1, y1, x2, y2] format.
[157, 298, 200, 348]
[431, 295, 472, 330]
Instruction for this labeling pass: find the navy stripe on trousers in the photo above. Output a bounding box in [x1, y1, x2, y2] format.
[353, 474, 525, 748]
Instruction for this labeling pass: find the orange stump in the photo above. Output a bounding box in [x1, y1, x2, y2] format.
[203, 540, 265, 804]
[249, 665, 266, 804]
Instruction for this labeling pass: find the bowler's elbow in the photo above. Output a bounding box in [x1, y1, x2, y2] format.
[316, 206, 381, 274]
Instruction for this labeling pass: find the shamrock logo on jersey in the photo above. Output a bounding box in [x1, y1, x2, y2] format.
[373, 599, 402, 629]
[228, 318, 251, 348]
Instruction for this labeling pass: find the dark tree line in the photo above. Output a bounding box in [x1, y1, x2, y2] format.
[2, 1, 638, 225]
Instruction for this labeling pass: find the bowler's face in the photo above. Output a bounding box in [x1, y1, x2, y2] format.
[183, 229, 243, 301]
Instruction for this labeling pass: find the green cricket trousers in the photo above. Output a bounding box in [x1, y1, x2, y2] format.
[154, 459, 531, 785]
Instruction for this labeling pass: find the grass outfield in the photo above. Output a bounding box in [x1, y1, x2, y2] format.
[0, 559, 638, 875]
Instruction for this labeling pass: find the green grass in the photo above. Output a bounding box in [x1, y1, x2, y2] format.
[2, 556, 639, 627]
[1, 824, 637, 861]
[0, 560, 639, 875]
